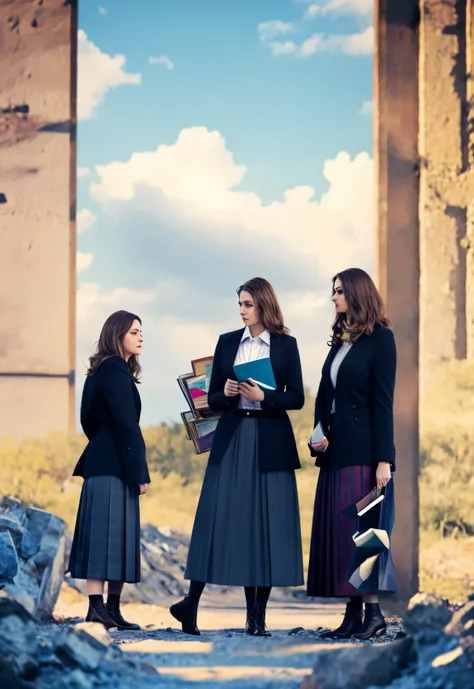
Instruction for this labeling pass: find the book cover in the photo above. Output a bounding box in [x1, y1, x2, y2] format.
[353, 528, 390, 550]
[233, 358, 277, 390]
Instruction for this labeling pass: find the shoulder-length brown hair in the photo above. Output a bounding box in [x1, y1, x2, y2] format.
[87, 310, 142, 382]
[330, 268, 390, 345]
[237, 277, 289, 336]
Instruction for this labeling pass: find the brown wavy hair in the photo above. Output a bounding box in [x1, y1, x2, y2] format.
[330, 268, 390, 345]
[87, 310, 142, 382]
[237, 277, 289, 336]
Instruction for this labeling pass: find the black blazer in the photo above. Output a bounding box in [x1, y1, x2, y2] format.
[73, 356, 151, 490]
[208, 328, 304, 472]
[310, 325, 397, 471]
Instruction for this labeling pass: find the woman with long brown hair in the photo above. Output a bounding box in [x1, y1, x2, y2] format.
[170, 277, 304, 636]
[307, 268, 398, 640]
[68, 310, 151, 630]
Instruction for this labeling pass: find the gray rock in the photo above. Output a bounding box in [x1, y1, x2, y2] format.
[0, 515, 24, 551]
[55, 625, 109, 671]
[445, 600, 474, 639]
[300, 636, 416, 689]
[56, 669, 94, 689]
[403, 593, 453, 636]
[14, 652, 38, 681]
[0, 499, 68, 620]
[24, 508, 52, 543]
[0, 497, 26, 525]
[0, 592, 38, 658]
[0, 654, 21, 689]
[1, 583, 36, 616]
[34, 514, 67, 622]
[20, 529, 40, 561]
[0, 531, 19, 584]
[12, 558, 40, 602]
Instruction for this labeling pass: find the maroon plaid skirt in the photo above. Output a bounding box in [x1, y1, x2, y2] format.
[307, 464, 375, 598]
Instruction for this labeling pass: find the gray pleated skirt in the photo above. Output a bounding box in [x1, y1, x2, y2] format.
[185, 417, 304, 587]
[68, 475, 141, 583]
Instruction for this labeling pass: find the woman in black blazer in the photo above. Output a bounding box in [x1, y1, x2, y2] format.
[170, 277, 304, 636]
[68, 310, 151, 630]
[307, 268, 398, 640]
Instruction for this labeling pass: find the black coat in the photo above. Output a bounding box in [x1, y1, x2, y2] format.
[310, 325, 397, 471]
[208, 328, 304, 472]
[73, 356, 151, 490]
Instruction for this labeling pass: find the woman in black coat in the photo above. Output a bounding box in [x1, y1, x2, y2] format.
[68, 310, 151, 630]
[307, 268, 398, 640]
[170, 277, 304, 637]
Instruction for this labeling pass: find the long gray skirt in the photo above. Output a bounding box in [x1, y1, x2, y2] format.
[185, 417, 304, 587]
[68, 475, 141, 583]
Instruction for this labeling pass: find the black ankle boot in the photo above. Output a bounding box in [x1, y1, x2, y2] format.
[321, 598, 363, 639]
[85, 596, 119, 631]
[245, 605, 257, 635]
[169, 596, 200, 636]
[106, 595, 140, 631]
[253, 603, 271, 637]
[352, 603, 386, 640]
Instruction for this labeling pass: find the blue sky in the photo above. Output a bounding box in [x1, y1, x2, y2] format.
[76, 0, 374, 426]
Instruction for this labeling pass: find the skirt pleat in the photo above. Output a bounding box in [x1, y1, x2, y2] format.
[184, 417, 304, 587]
[68, 475, 141, 583]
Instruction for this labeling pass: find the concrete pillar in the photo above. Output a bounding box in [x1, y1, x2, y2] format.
[466, 1, 474, 360]
[374, 0, 420, 601]
[0, 0, 77, 438]
[419, 0, 474, 385]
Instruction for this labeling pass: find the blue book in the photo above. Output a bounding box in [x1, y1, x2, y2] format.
[233, 358, 277, 391]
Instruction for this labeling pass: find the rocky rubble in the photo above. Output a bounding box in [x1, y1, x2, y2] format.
[301, 592, 474, 689]
[0, 592, 159, 689]
[0, 497, 67, 620]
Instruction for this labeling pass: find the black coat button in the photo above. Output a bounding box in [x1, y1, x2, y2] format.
[352, 404, 356, 408]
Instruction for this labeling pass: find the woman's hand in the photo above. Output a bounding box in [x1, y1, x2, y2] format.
[310, 438, 329, 453]
[224, 379, 240, 397]
[376, 462, 391, 490]
[239, 379, 264, 402]
[139, 483, 149, 495]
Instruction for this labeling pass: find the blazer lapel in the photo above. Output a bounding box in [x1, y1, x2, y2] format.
[269, 334, 285, 388]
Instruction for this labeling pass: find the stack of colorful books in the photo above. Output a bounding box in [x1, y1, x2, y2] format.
[178, 356, 221, 454]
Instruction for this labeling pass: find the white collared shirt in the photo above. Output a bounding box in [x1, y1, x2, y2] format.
[234, 326, 271, 411]
[330, 341, 353, 413]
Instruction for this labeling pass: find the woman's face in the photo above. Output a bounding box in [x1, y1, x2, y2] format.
[332, 278, 349, 316]
[122, 319, 143, 360]
[239, 290, 260, 328]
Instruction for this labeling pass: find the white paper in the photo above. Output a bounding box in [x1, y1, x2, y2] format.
[310, 421, 325, 444]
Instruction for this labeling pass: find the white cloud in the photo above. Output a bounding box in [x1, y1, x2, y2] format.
[148, 55, 175, 70]
[359, 99, 373, 116]
[299, 0, 372, 15]
[77, 252, 93, 274]
[78, 29, 141, 120]
[98, 6, 107, 15]
[269, 41, 298, 56]
[82, 127, 374, 424]
[77, 166, 91, 179]
[261, 1, 373, 57]
[299, 26, 374, 56]
[77, 208, 97, 234]
[90, 126, 373, 282]
[258, 20, 294, 41]
[320, 0, 372, 15]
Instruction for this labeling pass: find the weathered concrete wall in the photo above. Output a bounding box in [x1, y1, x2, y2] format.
[0, 0, 77, 437]
[419, 0, 474, 389]
[374, 0, 420, 601]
